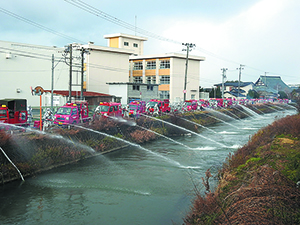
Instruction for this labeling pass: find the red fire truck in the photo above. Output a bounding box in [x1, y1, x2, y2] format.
[0, 99, 29, 127]
[128, 101, 146, 117]
[53, 101, 90, 126]
[183, 100, 198, 111]
[93, 102, 123, 119]
[146, 99, 171, 115]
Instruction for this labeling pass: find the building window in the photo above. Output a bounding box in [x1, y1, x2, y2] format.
[160, 75, 170, 84]
[133, 76, 143, 83]
[191, 94, 195, 99]
[146, 61, 156, 70]
[133, 43, 138, 48]
[159, 91, 170, 99]
[133, 62, 143, 70]
[133, 85, 140, 91]
[124, 42, 129, 46]
[147, 85, 154, 91]
[160, 60, 170, 69]
[147, 76, 156, 84]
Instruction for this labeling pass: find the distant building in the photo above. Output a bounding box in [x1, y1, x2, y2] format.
[254, 75, 292, 98]
[214, 82, 254, 99]
[106, 82, 159, 105]
[288, 84, 300, 90]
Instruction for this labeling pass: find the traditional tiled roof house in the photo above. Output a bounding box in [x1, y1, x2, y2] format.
[254, 75, 292, 98]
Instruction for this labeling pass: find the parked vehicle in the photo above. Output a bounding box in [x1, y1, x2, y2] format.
[183, 100, 198, 111]
[128, 101, 146, 117]
[54, 101, 90, 126]
[146, 99, 171, 116]
[94, 102, 123, 118]
[0, 99, 29, 127]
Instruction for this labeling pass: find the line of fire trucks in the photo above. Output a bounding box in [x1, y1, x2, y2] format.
[0, 98, 289, 131]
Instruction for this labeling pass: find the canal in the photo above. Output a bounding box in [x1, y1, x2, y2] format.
[0, 108, 296, 225]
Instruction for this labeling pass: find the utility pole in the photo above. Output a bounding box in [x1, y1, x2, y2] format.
[182, 43, 196, 101]
[237, 64, 245, 100]
[221, 68, 228, 99]
[51, 54, 54, 111]
[80, 48, 84, 100]
[69, 44, 73, 102]
[80, 47, 89, 100]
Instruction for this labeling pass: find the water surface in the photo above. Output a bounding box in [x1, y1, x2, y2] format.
[0, 109, 295, 225]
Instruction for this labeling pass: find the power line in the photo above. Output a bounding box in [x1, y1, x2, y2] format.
[64, 0, 182, 45]
[1, 3, 297, 86]
[0, 7, 85, 44]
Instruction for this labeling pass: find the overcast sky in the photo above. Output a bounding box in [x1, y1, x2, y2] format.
[1, 0, 299, 88]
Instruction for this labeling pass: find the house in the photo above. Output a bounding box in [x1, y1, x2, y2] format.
[254, 75, 292, 98]
[214, 82, 254, 99]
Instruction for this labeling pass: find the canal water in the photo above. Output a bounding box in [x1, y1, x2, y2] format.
[0, 108, 296, 225]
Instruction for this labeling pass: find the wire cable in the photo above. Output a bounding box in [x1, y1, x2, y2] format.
[0, 7, 85, 44]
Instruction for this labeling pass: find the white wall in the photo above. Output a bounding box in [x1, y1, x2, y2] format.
[108, 84, 128, 105]
[85, 44, 133, 95]
[0, 40, 70, 107]
[170, 57, 200, 103]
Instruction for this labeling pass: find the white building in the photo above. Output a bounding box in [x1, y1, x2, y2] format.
[0, 40, 69, 107]
[128, 53, 205, 103]
[0, 40, 133, 108]
[82, 42, 134, 94]
[0, 33, 206, 108]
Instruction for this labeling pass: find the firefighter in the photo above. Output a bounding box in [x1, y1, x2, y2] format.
[27, 105, 33, 124]
[43, 108, 54, 131]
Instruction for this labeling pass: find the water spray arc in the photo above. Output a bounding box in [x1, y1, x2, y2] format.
[239, 104, 260, 117]
[0, 147, 24, 181]
[205, 108, 239, 121]
[178, 117, 218, 134]
[234, 105, 253, 117]
[140, 114, 227, 147]
[136, 125, 194, 150]
[203, 113, 240, 130]
[72, 124, 184, 168]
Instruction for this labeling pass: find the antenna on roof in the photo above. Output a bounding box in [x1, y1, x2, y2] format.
[135, 15, 137, 36]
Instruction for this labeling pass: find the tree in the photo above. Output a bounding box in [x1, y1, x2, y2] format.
[209, 86, 221, 98]
[278, 91, 288, 99]
[247, 89, 260, 99]
[199, 86, 204, 92]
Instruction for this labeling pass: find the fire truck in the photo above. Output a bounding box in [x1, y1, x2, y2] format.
[183, 100, 198, 111]
[54, 101, 90, 126]
[93, 102, 123, 119]
[146, 99, 171, 116]
[128, 101, 146, 117]
[0, 99, 29, 127]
